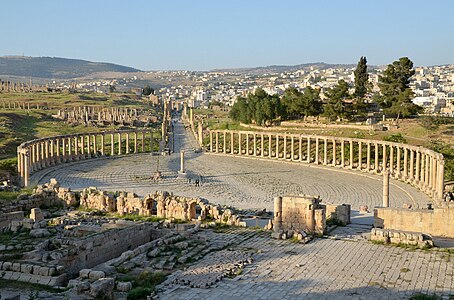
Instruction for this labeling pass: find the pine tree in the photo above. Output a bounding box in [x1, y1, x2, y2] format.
[354, 56, 368, 98]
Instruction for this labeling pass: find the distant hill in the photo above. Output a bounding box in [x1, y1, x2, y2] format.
[0, 56, 141, 79]
[212, 62, 360, 75]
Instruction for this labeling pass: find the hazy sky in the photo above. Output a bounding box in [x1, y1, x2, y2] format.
[1, 0, 453, 70]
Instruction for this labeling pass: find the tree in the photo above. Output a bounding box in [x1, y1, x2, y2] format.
[354, 56, 368, 98]
[377, 57, 421, 119]
[281, 87, 322, 120]
[229, 88, 283, 125]
[323, 80, 350, 121]
[143, 85, 154, 96]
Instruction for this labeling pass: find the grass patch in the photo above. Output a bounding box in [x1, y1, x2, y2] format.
[110, 213, 164, 223]
[125, 271, 166, 300]
[409, 293, 441, 300]
[213, 223, 230, 233]
[400, 267, 410, 273]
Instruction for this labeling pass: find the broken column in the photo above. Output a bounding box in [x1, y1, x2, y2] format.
[178, 150, 187, 178]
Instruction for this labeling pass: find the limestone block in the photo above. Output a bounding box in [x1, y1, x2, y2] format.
[29, 228, 50, 238]
[89, 278, 115, 299]
[116, 281, 132, 292]
[12, 263, 21, 272]
[89, 270, 106, 281]
[30, 208, 44, 222]
[3, 262, 12, 271]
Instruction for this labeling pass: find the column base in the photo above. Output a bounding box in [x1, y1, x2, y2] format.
[178, 171, 187, 179]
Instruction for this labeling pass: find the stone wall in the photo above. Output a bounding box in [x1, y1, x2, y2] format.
[370, 228, 433, 248]
[374, 205, 454, 238]
[58, 224, 156, 276]
[273, 195, 351, 238]
[0, 211, 24, 230]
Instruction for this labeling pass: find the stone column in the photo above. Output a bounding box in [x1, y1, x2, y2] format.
[358, 141, 362, 170]
[350, 141, 354, 169]
[72, 136, 78, 160]
[223, 131, 227, 154]
[198, 121, 203, 147]
[118, 133, 122, 155]
[17, 150, 22, 180]
[415, 151, 421, 182]
[92, 135, 97, 157]
[315, 137, 319, 164]
[24, 150, 29, 187]
[67, 137, 72, 161]
[141, 131, 145, 152]
[366, 142, 371, 171]
[341, 140, 345, 167]
[275, 134, 279, 158]
[323, 138, 328, 165]
[383, 169, 390, 207]
[437, 159, 445, 201]
[126, 132, 130, 154]
[307, 137, 311, 163]
[134, 132, 138, 153]
[150, 131, 154, 152]
[253, 133, 257, 156]
[298, 136, 302, 161]
[210, 131, 213, 152]
[410, 150, 415, 181]
[374, 143, 379, 172]
[231, 132, 235, 154]
[62, 138, 67, 163]
[273, 196, 283, 234]
[403, 148, 408, 179]
[389, 146, 394, 175]
[425, 154, 430, 188]
[268, 135, 272, 158]
[56, 139, 61, 163]
[215, 131, 219, 153]
[261, 134, 264, 157]
[110, 133, 115, 156]
[283, 135, 287, 159]
[396, 147, 401, 177]
[382, 144, 387, 173]
[291, 136, 295, 160]
[246, 133, 249, 155]
[431, 156, 437, 191]
[45, 140, 50, 165]
[80, 135, 85, 159]
[101, 134, 105, 156]
[332, 139, 336, 166]
[179, 151, 185, 173]
[238, 133, 242, 154]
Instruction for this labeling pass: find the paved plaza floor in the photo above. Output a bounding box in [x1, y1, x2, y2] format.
[31, 119, 432, 211]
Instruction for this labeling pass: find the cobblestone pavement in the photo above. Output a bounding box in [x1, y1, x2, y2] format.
[31, 119, 432, 211]
[157, 228, 454, 300]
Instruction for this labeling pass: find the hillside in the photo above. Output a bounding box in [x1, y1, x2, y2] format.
[211, 62, 360, 75]
[0, 56, 141, 79]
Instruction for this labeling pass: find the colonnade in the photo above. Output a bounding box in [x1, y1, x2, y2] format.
[207, 130, 445, 203]
[17, 129, 156, 187]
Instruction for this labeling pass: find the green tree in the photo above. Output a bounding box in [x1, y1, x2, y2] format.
[323, 80, 350, 121]
[354, 56, 368, 98]
[143, 85, 154, 96]
[229, 88, 283, 125]
[281, 87, 322, 120]
[377, 57, 421, 119]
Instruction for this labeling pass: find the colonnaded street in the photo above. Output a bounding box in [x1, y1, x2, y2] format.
[27, 119, 454, 299]
[31, 119, 432, 211]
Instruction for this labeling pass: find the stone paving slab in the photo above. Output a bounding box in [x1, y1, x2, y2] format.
[157, 228, 454, 300]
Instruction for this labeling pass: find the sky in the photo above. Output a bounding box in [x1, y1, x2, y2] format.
[0, 0, 453, 71]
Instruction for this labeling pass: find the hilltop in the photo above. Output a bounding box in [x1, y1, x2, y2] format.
[0, 56, 141, 79]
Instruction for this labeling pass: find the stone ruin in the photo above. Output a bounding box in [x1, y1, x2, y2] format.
[52, 105, 158, 127]
[271, 194, 351, 241]
[80, 187, 244, 226]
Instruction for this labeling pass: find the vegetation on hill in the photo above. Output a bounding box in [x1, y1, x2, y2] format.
[0, 56, 140, 79]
